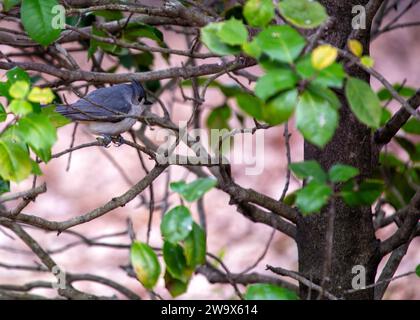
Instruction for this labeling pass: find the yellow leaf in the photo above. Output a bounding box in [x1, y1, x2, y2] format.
[311, 45, 338, 70]
[9, 81, 30, 99]
[348, 39, 363, 57]
[361, 56, 374, 68]
[28, 87, 55, 104]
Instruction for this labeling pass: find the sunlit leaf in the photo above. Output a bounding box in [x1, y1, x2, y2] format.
[348, 39, 363, 57]
[361, 56, 374, 68]
[28, 87, 55, 104]
[9, 99, 33, 116]
[9, 81, 29, 100]
[311, 45, 338, 71]
[0, 139, 32, 182]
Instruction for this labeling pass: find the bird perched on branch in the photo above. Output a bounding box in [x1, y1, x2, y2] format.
[55, 80, 152, 145]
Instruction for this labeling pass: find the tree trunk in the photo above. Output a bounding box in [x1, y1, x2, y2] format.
[296, 0, 382, 299]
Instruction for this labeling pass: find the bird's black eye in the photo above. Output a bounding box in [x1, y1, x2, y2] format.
[138, 96, 143, 103]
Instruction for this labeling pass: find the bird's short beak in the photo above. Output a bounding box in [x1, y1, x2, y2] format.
[144, 99, 153, 105]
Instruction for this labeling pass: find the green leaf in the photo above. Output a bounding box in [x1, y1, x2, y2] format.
[242, 39, 262, 59]
[243, 0, 275, 27]
[361, 56, 374, 68]
[296, 180, 332, 214]
[262, 89, 297, 125]
[255, 69, 298, 101]
[0, 178, 10, 195]
[328, 164, 359, 183]
[184, 222, 206, 268]
[21, 0, 62, 46]
[296, 90, 338, 148]
[163, 241, 192, 282]
[289, 160, 327, 183]
[201, 23, 240, 56]
[416, 265, 420, 278]
[123, 23, 164, 44]
[308, 84, 340, 110]
[3, 0, 21, 11]
[41, 105, 71, 128]
[245, 284, 298, 300]
[236, 93, 264, 120]
[341, 179, 384, 206]
[0, 139, 32, 182]
[0, 82, 11, 101]
[402, 118, 420, 135]
[130, 241, 161, 290]
[296, 57, 344, 89]
[15, 113, 57, 162]
[88, 26, 120, 58]
[170, 178, 217, 202]
[9, 99, 33, 116]
[380, 108, 391, 126]
[164, 270, 189, 297]
[6, 67, 30, 84]
[217, 18, 248, 46]
[255, 25, 306, 63]
[345, 77, 382, 129]
[206, 105, 231, 130]
[31, 159, 42, 176]
[378, 84, 416, 101]
[91, 10, 123, 21]
[279, 0, 328, 29]
[0, 103, 6, 122]
[161, 205, 193, 243]
[9, 81, 29, 99]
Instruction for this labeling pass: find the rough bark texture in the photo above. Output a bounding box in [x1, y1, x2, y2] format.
[296, 0, 382, 299]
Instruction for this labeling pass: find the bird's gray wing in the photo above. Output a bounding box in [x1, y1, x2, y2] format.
[55, 84, 133, 122]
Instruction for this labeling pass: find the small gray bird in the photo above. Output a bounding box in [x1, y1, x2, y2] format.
[55, 80, 151, 145]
